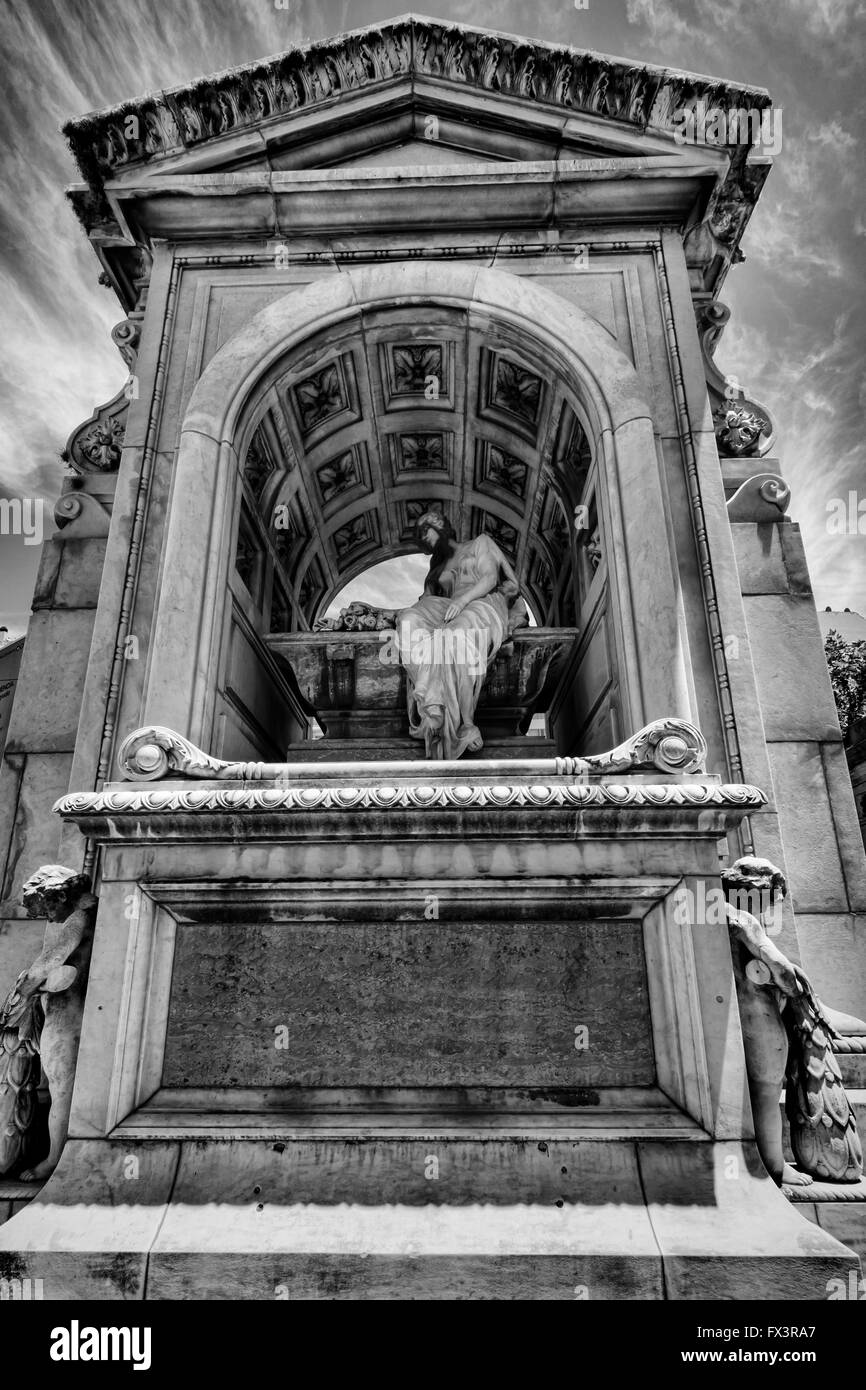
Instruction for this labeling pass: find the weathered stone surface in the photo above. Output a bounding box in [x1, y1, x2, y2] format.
[0, 753, 73, 910]
[798, 917, 866, 1018]
[639, 1140, 859, 1300]
[53, 538, 108, 610]
[731, 522, 789, 595]
[745, 595, 841, 743]
[768, 743, 851, 914]
[163, 919, 653, 1090]
[4, 611, 95, 755]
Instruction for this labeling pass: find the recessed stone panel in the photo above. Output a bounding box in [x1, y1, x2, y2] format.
[286, 352, 360, 445]
[162, 919, 654, 1089]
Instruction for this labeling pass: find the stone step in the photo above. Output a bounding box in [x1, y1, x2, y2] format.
[285, 736, 557, 763]
[0, 1180, 41, 1229]
[835, 1045, 866, 1089]
[0, 1137, 856, 1300]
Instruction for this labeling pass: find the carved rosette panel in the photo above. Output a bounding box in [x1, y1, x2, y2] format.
[332, 510, 379, 563]
[316, 448, 363, 505]
[292, 364, 345, 434]
[492, 359, 542, 426]
[471, 508, 518, 562]
[392, 345, 443, 394]
[475, 442, 529, 505]
[393, 432, 449, 476]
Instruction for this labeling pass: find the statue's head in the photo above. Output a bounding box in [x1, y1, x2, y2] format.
[721, 855, 787, 919]
[21, 865, 91, 922]
[414, 509, 455, 556]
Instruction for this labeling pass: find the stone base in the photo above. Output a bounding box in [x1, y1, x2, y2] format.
[0, 1136, 856, 1300]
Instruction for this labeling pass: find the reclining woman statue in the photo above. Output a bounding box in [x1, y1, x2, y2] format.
[397, 509, 527, 760]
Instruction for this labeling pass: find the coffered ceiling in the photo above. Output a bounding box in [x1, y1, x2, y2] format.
[240, 303, 591, 628]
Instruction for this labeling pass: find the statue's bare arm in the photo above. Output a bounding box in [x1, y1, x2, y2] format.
[728, 907, 803, 998]
[20, 908, 91, 996]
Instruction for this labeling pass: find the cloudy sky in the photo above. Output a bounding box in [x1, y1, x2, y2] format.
[0, 0, 863, 638]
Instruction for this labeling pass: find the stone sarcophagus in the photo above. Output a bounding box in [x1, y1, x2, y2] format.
[266, 628, 578, 743]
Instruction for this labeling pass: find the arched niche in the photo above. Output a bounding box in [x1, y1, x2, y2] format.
[145, 262, 693, 759]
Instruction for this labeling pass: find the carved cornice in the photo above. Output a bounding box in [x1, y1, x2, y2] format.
[63, 17, 769, 198]
[697, 300, 775, 458]
[56, 781, 765, 818]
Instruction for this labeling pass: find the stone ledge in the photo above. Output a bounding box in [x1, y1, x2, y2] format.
[0, 1139, 854, 1301]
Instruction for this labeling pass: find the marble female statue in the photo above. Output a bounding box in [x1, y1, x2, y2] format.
[723, 856, 863, 1187]
[397, 510, 527, 760]
[0, 865, 96, 1180]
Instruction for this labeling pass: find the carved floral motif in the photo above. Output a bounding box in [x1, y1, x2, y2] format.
[317, 450, 360, 502]
[492, 359, 542, 425]
[397, 433, 446, 472]
[293, 364, 345, 434]
[392, 344, 443, 393]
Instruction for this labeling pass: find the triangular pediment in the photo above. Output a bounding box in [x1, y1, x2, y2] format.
[66, 13, 770, 188]
[65, 14, 771, 306]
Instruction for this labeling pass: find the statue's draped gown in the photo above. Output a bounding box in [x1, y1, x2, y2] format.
[397, 533, 511, 760]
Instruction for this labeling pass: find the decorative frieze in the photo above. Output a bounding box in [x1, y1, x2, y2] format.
[56, 779, 765, 819]
[63, 18, 769, 190]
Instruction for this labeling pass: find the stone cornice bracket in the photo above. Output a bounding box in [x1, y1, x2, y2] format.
[697, 301, 775, 458]
[579, 717, 708, 775]
[60, 248, 149, 477]
[727, 473, 791, 523]
[116, 717, 708, 783]
[110, 246, 152, 370]
[62, 388, 129, 475]
[683, 152, 770, 299]
[53, 490, 112, 539]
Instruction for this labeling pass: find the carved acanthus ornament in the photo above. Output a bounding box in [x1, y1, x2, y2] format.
[63, 17, 769, 294]
[56, 781, 765, 819]
[697, 301, 775, 459]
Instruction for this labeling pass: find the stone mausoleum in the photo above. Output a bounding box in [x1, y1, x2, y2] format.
[1, 15, 865, 1299]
